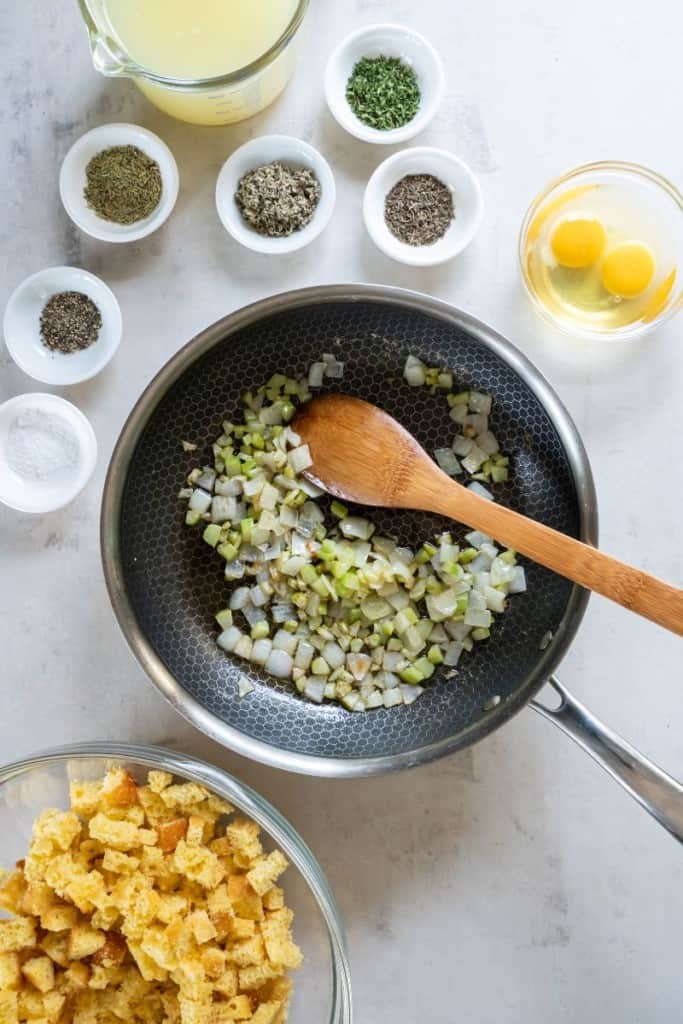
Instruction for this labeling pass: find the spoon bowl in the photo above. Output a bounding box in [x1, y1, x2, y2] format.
[294, 393, 683, 636]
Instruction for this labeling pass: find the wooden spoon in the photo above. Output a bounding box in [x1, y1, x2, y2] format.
[294, 393, 683, 636]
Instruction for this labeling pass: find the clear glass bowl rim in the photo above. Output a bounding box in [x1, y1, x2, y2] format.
[77, 0, 310, 89]
[0, 741, 352, 1024]
[518, 159, 683, 341]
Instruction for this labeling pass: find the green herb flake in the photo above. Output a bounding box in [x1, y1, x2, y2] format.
[345, 55, 421, 131]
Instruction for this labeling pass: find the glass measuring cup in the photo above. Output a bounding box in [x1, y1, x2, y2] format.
[77, 0, 310, 126]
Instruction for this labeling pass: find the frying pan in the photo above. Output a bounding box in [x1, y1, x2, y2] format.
[101, 285, 683, 840]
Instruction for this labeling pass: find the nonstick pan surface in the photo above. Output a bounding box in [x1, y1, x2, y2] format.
[102, 285, 596, 775]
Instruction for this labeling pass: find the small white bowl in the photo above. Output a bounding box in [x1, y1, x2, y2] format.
[325, 23, 445, 145]
[59, 123, 179, 243]
[363, 147, 484, 267]
[4, 266, 122, 386]
[0, 393, 97, 514]
[216, 135, 336, 255]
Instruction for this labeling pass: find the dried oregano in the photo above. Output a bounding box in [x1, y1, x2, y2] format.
[235, 162, 321, 237]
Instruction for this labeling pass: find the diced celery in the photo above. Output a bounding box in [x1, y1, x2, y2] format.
[400, 666, 424, 685]
[202, 523, 222, 547]
[185, 510, 202, 527]
[427, 644, 444, 665]
[215, 609, 233, 630]
[331, 500, 348, 519]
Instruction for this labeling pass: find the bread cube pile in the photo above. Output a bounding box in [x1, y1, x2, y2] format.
[0, 768, 302, 1024]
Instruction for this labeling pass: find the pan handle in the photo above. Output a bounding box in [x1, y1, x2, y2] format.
[530, 677, 683, 844]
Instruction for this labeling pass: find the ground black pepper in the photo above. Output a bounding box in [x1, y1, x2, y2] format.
[235, 162, 321, 237]
[84, 145, 163, 225]
[39, 291, 102, 354]
[384, 174, 454, 246]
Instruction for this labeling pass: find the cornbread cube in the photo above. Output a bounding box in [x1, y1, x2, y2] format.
[40, 933, 69, 969]
[136, 828, 158, 847]
[186, 817, 208, 847]
[212, 966, 238, 998]
[257, 977, 292, 1006]
[67, 925, 106, 961]
[172, 961, 210, 1002]
[65, 870, 107, 914]
[0, 917, 36, 953]
[237, 963, 280, 991]
[137, 788, 178, 827]
[260, 909, 300, 968]
[156, 893, 189, 925]
[148, 771, 173, 794]
[250, 1002, 283, 1024]
[126, 942, 167, 983]
[92, 932, 127, 969]
[21, 956, 55, 993]
[159, 784, 207, 811]
[178, 997, 210, 1024]
[200, 946, 225, 979]
[101, 850, 140, 875]
[209, 838, 232, 857]
[227, 934, 265, 968]
[203, 795, 234, 818]
[225, 820, 262, 863]
[69, 781, 102, 817]
[0, 952, 21, 990]
[63, 962, 90, 990]
[34, 810, 82, 852]
[90, 903, 121, 932]
[42, 989, 66, 1023]
[41, 904, 79, 932]
[222, 994, 252, 1020]
[101, 770, 138, 809]
[227, 876, 263, 921]
[88, 963, 123, 990]
[156, 819, 188, 853]
[0, 872, 26, 914]
[20, 882, 54, 918]
[0, 990, 18, 1024]
[75, 839, 105, 865]
[262, 887, 284, 912]
[17, 987, 47, 1020]
[140, 926, 177, 973]
[246, 852, 288, 898]
[230, 919, 255, 941]
[189, 911, 217, 945]
[88, 814, 140, 852]
[173, 842, 225, 890]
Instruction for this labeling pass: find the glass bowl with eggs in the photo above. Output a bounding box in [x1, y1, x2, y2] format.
[519, 161, 683, 341]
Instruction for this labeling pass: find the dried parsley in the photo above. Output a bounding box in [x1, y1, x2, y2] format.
[39, 291, 102, 354]
[384, 174, 454, 246]
[235, 162, 321, 237]
[345, 55, 421, 131]
[84, 145, 163, 225]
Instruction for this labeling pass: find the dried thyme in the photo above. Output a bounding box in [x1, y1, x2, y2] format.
[345, 55, 420, 131]
[384, 174, 454, 246]
[39, 291, 102, 354]
[235, 162, 321, 237]
[84, 145, 163, 225]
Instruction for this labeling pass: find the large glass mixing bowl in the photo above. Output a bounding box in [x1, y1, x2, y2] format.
[0, 743, 352, 1023]
[77, 0, 310, 125]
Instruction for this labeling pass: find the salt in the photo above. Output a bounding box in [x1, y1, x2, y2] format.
[6, 408, 80, 480]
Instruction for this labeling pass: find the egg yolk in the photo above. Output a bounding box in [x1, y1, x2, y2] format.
[551, 217, 606, 268]
[601, 243, 655, 298]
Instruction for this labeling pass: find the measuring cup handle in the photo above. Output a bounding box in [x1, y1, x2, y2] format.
[531, 677, 683, 843]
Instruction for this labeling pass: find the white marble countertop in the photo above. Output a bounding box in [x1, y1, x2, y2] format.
[2, 1, 682, 1020]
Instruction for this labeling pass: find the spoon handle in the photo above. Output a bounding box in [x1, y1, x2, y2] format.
[430, 480, 683, 636]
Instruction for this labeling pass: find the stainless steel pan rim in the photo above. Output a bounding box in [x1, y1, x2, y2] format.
[101, 284, 597, 777]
